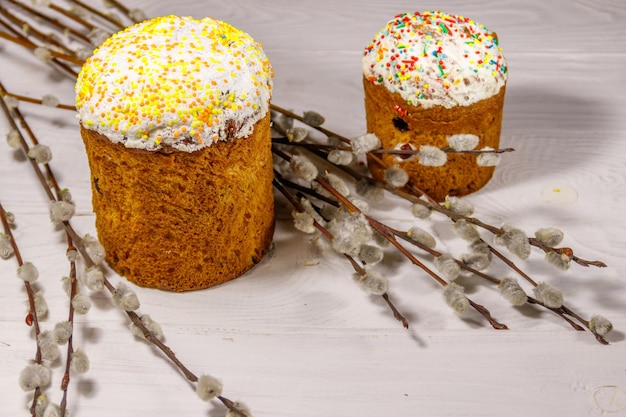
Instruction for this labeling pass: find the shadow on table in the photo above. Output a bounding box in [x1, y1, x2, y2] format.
[488, 85, 615, 190]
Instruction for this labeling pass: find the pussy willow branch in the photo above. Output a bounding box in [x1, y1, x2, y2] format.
[387, 225, 587, 332]
[3, 92, 77, 111]
[372, 146, 602, 268]
[0, 5, 73, 53]
[1, 79, 190, 381]
[0, 201, 46, 416]
[315, 171, 508, 330]
[343, 253, 409, 328]
[482, 237, 606, 342]
[271, 108, 609, 342]
[15, 86, 597, 338]
[45, 2, 97, 31]
[272, 104, 347, 143]
[66, 0, 126, 30]
[272, 137, 515, 156]
[0, 30, 79, 78]
[44, 172, 82, 417]
[1, 82, 248, 417]
[4, 0, 135, 45]
[4, 0, 92, 44]
[272, 174, 333, 240]
[1, 3, 254, 414]
[273, 145, 507, 330]
[274, 160, 587, 333]
[59, 243, 77, 417]
[0, 30, 84, 65]
[410, 194, 607, 268]
[271, 105, 606, 269]
[273, 173, 410, 328]
[103, 0, 132, 18]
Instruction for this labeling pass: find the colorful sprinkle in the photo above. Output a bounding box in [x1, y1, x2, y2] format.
[393, 105, 409, 116]
[76, 15, 273, 152]
[362, 11, 507, 109]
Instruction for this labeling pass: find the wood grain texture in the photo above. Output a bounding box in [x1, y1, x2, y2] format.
[1, 1, 625, 417]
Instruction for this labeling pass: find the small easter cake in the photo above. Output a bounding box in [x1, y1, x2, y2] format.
[362, 11, 508, 201]
[75, 15, 275, 291]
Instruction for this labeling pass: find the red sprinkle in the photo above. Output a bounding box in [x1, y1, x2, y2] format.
[394, 105, 409, 116]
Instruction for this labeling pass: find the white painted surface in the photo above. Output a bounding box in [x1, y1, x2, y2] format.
[1, 1, 625, 416]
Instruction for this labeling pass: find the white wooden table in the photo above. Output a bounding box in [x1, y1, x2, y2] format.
[1, 1, 625, 416]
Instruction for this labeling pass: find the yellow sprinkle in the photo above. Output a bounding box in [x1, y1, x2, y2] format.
[75, 15, 273, 147]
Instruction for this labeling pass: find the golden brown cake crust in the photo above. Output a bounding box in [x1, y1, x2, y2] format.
[80, 114, 274, 291]
[363, 78, 506, 202]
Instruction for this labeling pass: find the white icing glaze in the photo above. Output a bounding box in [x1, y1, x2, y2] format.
[75, 15, 273, 152]
[363, 11, 507, 109]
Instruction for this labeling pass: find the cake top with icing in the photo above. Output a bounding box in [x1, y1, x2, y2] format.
[75, 15, 273, 152]
[363, 11, 507, 109]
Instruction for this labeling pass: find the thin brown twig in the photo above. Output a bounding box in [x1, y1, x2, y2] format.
[47, 3, 96, 31]
[0, 82, 56, 202]
[58, 242, 77, 417]
[2, 81, 77, 414]
[273, 136, 515, 156]
[271, 103, 351, 142]
[386, 224, 593, 332]
[2, 92, 76, 111]
[3, 0, 91, 43]
[488, 245, 538, 287]
[0, 5, 74, 53]
[343, 254, 410, 329]
[66, 0, 125, 30]
[0, 12, 21, 37]
[42, 162, 78, 417]
[528, 237, 607, 268]
[104, 0, 130, 15]
[101, 0, 146, 25]
[0, 202, 45, 416]
[439, 146, 516, 155]
[558, 304, 608, 345]
[272, 176, 333, 240]
[381, 293, 409, 329]
[273, 170, 338, 207]
[217, 396, 251, 417]
[0, 30, 85, 65]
